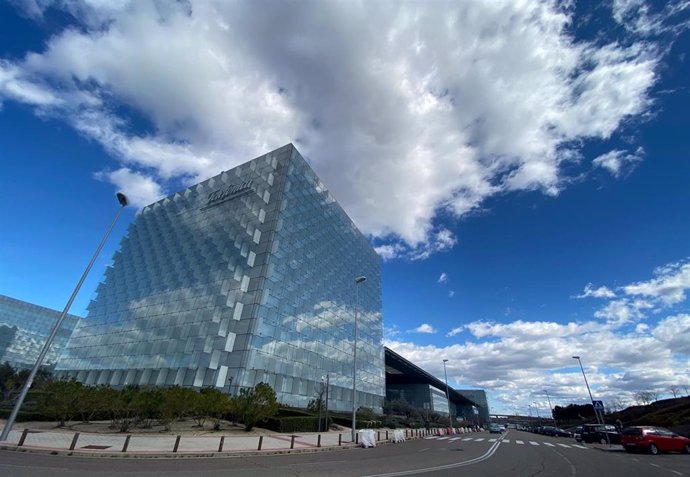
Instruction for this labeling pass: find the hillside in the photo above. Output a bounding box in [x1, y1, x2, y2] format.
[608, 396, 690, 437]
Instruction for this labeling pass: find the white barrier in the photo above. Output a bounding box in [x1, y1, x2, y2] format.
[360, 429, 376, 448]
[391, 429, 405, 443]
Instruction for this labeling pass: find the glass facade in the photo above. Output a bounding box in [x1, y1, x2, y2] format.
[55, 144, 384, 411]
[0, 294, 80, 369]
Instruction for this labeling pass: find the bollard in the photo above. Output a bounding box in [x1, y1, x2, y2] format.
[317, 434, 321, 447]
[290, 435, 295, 449]
[378, 431, 380, 442]
[338, 433, 342, 446]
[173, 435, 181, 453]
[218, 436, 225, 452]
[122, 434, 131, 452]
[355, 433, 359, 444]
[69, 432, 80, 451]
[386, 430, 389, 440]
[258, 435, 263, 450]
[17, 429, 29, 447]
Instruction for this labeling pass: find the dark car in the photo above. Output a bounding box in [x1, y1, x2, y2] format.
[550, 427, 573, 438]
[580, 424, 621, 444]
[621, 426, 690, 455]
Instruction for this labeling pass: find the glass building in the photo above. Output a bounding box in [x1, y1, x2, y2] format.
[55, 144, 384, 411]
[0, 294, 80, 369]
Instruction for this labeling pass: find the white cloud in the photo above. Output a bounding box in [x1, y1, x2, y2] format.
[387, 312, 690, 413]
[95, 168, 164, 207]
[593, 298, 653, 325]
[438, 273, 448, 284]
[0, 0, 665, 258]
[624, 259, 690, 306]
[412, 323, 436, 334]
[446, 326, 463, 337]
[575, 283, 617, 299]
[593, 147, 645, 177]
[448, 290, 455, 298]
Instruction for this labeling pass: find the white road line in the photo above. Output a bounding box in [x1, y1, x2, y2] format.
[489, 439, 497, 442]
[650, 464, 660, 468]
[557, 443, 571, 448]
[572, 444, 587, 449]
[671, 471, 682, 476]
[437, 437, 449, 440]
[462, 438, 473, 441]
[543, 442, 555, 447]
[530, 441, 539, 446]
[516, 440, 524, 445]
[364, 436, 504, 477]
[449, 437, 461, 441]
[475, 438, 485, 442]
[423, 436, 437, 440]
[503, 439, 510, 443]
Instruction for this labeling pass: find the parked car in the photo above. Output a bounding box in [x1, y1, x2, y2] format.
[621, 426, 690, 455]
[550, 427, 573, 438]
[580, 424, 621, 444]
[570, 426, 584, 441]
[488, 424, 503, 434]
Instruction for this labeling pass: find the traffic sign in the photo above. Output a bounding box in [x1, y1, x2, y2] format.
[592, 400, 604, 410]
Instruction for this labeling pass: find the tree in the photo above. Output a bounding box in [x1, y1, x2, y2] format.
[235, 382, 279, 431]
[132, 388, 164, 429]
[634, 391, 658, 406]
[197, 388, 231, 430]
[669, 386, 680, 398]
[37, 380, 83, 427]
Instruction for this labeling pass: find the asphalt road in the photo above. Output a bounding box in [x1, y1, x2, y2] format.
[1, 430, 688, 476]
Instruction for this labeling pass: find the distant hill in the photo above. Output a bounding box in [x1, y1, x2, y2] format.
[608, 396, 690, 437]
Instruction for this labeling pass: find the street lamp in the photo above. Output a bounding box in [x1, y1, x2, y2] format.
[533, 402, 541, 422]
[544, 389, 557, 427]
[572, 356, 603, 425]
[351, 275, 366, 442]
[443, 359, 452, 428]
[0, 192, 129, 442]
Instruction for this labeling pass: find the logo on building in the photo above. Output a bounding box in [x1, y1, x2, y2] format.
[205, 180, 253, 207]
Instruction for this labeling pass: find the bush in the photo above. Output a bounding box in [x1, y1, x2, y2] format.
[260, 416, 331, 433]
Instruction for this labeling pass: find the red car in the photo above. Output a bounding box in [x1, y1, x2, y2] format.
[621, 426, 690, 455]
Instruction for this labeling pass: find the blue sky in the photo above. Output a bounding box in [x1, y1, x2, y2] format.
[1, 0, 689, 415]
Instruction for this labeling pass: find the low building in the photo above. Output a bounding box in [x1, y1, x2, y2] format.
[0, 294, 80, 369]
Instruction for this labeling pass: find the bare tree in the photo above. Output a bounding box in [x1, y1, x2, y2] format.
[669, 386, 680, 398]
[634, 391, 655, 406]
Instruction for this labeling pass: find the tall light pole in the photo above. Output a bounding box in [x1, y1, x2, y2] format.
[544, 389, 557, 427]
[1, 192, 129, 442]
[351, 275, 366, 442]
[442, 359, 452, 428]
[533, 402, 541, 422]
[572, 356, 603, 425]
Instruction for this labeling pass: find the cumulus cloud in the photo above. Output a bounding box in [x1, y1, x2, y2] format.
[386, 313, 689, 413]
[575, 283, 617, 299]
[412, 323, 436, 334]
[95, 168, 164, 207]
[438, 273, 448, 284]
[0, 0, 666, 258]
[581, 259, 690, 324]
[593, 147, 645, 177]
[447, 326, 463, 337]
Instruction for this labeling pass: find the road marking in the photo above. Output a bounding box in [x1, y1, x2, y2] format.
[474, 438, 485, 442]
[530, 441, 539, 446]
[572, 444, 587, 449]
[671, 471, 682, 476]
[489, 439, 497, 442]
[557, 443, 571, 448]
[650, 464, 660, 468]
[516, 440, 524, 444]
[449, 437, 461, 441]
[503, 439, 510, 443]
[364, 436, 504, 477]
[543, 442, 556, 447]
[437, 437, 449, 440]
[418, 448, 430, 453]
[462, 438, 473, 441]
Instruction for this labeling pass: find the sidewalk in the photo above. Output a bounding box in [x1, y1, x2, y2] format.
[0, 427, 481, 458]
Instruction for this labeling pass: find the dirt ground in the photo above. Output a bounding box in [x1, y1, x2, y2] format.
[1, 418, 280, 436]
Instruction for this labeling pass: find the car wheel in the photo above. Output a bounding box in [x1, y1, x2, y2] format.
[649, 443, 659, 455]
[684, 443, 690, 454]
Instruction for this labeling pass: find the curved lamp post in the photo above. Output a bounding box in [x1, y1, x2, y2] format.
[0, 193, 129, 442]
[351, 275, 366, 442]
